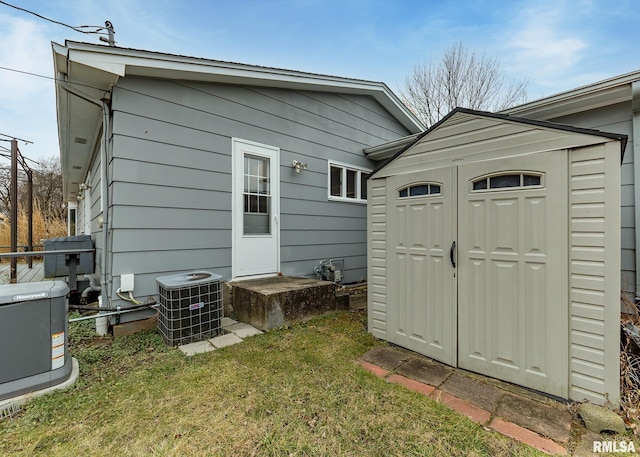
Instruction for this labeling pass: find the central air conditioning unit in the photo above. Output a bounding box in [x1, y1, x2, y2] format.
[155, 271, 223, 346]
[0, 281, 72, 401]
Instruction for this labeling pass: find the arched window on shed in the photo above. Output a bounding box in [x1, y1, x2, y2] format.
[398, 183, 442, 198]
[472, 172, 542, 191]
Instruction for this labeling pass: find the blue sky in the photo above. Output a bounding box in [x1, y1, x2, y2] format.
[0, 0, 638, 162]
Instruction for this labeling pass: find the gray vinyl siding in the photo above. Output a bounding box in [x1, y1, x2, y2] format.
[82, 142, 103, 278]
[545, 102, 634, 295]
[107, 77, 410, 305]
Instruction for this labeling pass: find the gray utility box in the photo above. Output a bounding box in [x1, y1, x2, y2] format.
[0, 281, 71, 401]
[156, 271, 223, 346]
[43, 235, 94, 278]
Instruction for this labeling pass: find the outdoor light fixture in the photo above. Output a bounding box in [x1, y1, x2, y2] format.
[79, 183, 91, 190]
[292, 160, 308, 173]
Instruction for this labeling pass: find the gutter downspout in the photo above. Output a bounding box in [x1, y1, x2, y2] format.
[56, 79, 111, 306]
[632, 80, 640, 300]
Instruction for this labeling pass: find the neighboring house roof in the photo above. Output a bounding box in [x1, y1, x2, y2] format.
[367, 69, 640, 161]
[503, 69, 640, 120]
[370, 107, 628, 178]
[52, 40, 424, 199]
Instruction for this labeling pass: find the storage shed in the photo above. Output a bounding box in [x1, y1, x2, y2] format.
[367, 108, 627, 407]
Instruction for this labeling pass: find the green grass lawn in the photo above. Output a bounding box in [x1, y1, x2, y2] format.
[0, 311, 545, 456]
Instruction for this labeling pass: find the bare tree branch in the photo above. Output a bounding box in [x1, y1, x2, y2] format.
[400, 42, 528, 127]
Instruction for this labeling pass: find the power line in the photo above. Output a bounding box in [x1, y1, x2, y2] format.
[0, 132, 33, 144]
[0, 1, 111, 36]
[0, 65, 108, 93]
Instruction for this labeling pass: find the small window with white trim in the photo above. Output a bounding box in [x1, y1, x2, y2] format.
[398, 183, 442, 198]
[328, 161, 371, 202]
[472, 172, 543, 192]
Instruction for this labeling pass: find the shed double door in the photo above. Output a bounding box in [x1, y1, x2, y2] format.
[386, 152, 568, 397]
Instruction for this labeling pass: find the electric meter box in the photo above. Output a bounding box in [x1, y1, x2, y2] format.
[0, 281, 71, 401]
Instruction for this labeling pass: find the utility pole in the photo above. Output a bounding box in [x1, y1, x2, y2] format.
[27, 169, 33, 269]
[10, 139, 17, 283]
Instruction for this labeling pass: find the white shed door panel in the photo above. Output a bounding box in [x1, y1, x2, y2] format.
[386, 167, 456, 365]
[457, 152, 567, 397]
[385, 151, 568, 399]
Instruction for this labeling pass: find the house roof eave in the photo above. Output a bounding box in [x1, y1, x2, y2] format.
[503, 69, 640, 120]
[59, 41, 424, 134]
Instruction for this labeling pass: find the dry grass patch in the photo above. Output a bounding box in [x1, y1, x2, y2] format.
[0, 312, 544, 456]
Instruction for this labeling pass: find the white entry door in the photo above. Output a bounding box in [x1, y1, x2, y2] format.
[232, 138, 280, 278]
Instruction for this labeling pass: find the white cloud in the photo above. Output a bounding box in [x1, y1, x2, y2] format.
[0, 12, 60, 161]
[0, 14, 52, 102]
[500, 2, 589, 95]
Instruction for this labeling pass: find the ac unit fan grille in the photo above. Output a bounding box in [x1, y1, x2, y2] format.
[157, 276, 222, 346]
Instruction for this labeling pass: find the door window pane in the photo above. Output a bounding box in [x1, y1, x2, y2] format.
[490, 174, 521, 188]
[409, 185, 429, 196]
[523, 174, 541, 186]
[244, 154, 271, 235]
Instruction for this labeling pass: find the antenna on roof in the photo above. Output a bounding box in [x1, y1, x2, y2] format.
[98, 21, 115, 46]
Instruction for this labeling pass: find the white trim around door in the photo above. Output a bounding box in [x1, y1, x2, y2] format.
[232, 138, 280, 279]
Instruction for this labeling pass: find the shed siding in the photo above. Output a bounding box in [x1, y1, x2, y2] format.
[569, 143, 621, 406]
[367, 180, 387, 339]
[549, 102, 634, 295]
[107, 77, 409, 305]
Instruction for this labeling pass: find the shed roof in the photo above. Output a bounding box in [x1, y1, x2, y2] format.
[370, 107, 628, 178]
[53, 40, 423, 199]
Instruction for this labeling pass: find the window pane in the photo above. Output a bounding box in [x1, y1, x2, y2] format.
[259, 178, 269, 194]
[489, 174, 520, 189]
[249, 176, 258, 193]
[523, 174, 541, 186]
[250, 157, 260, 175]
[330, 166, 342, 197]
[346, 170, 356, 198]
[250, 195, 258, 212]
[258, 196, 268, 213]
[409, 185, 429, 196]
[360, 175, 367, 200]
[430, 184, 441, 194]
[473, 179, 488, 190]
[399, 188, 408, 198]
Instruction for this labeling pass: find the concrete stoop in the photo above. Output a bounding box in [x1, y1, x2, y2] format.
[359, 346, 630, 456]
[230, 276, 348, 332]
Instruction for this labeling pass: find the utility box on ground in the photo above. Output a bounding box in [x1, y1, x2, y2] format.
[0, 281, 72, 401]
[156, 271, 223, 346]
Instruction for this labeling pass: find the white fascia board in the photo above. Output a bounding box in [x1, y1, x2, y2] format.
[68, 49, 126, 77]
[61, 41, 423, 133]
[505, 70, 640, 119]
